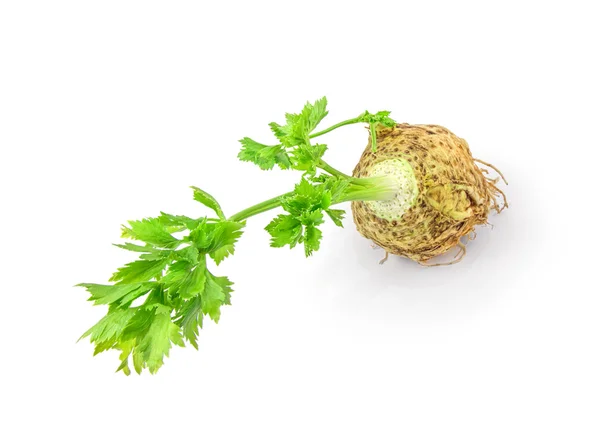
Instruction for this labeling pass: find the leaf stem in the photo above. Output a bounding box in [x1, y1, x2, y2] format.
[229, 174, 400, 222]
[370, 123, 378, 152]
[317, 159, 351, 179]
[317, 159, 377, 188]
[309, 117, 361, 139]
[229, 192, 292, 222]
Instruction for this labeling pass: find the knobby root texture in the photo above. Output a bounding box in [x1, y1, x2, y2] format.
[351, 124, 507, 266]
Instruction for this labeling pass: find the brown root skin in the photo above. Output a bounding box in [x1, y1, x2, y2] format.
[351, 123, 507, 265]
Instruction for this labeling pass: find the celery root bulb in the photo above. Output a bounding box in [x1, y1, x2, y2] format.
[351, 124, 507, 265]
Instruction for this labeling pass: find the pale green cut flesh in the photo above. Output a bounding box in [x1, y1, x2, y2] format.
[364, 158, 419, 221]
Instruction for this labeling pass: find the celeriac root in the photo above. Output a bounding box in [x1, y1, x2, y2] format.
[353, 124, 508, 267]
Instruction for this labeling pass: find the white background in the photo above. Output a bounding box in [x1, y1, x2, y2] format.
[1, 1, 598, 435]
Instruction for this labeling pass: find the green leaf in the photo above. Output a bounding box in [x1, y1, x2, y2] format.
[208, 221, 245, 265]
[280, 179, 315, 215]
[303, 225, 322, 257]
[202, 273, 233, 322]
[121, 218, 181, 249]
[265, 214, 302, 248]
[175, 296, 203, 349]
[113, 242, 158, 253]
[268, 121, 287, 140]
[238, 137, 291, 170]
[110, 258, 169, 284]
[132, 347, 144, 374]
[281, 178, 331, 215]
[188, 219, 245, 265]
[138, 249, 174, 262]
[190, 186, 226, 219]
[269, 97, 329, 147]
[174, 246, 200, 264]
[157, 212, 203, 231]
[325, 209, 345, 227]
[212, 275, 234, 306]
[162, 261, 192, 289]
[188, 219, 212, 250]
[78, 282, 154, 307]
[178, 262, 207, 299]
[161, 256, 207, 299]
[265, 176, 347, 255]
[320, 191, 332, 209]
[115, 340, 135, 375]
[121, 306, 155, 343]
[291, 143, 327, 174]
[112, 304, 185, 374]
[136, 310, 183, 374]
[306, 96, 329, 131]
[299, 209, 324, 227]
[79, 306, 137, 347]
[358, 110, 396, 127]
[294, 177, 314, 196]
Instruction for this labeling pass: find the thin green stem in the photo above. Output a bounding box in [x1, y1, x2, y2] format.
[370, 123, 377, 152]
[309, 117, 361, 139]
[317, 159, 376, 187]
[317, 159, 351, 179]
[229, 192, 292, 222]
